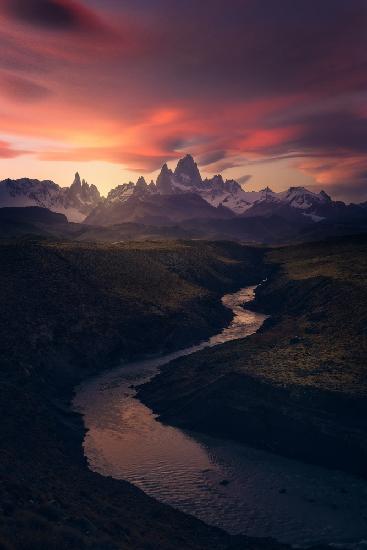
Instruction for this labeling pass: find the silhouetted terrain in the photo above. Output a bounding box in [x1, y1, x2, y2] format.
[139, 234, 367, 477]
[1, 231, 365, 548]
[2, 205, 367, 245]
[0, 238, 284, 549]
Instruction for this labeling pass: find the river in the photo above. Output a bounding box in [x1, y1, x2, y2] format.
[74, 285, 367, 548]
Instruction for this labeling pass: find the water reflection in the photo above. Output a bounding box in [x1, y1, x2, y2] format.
[74, 287, 367, 547]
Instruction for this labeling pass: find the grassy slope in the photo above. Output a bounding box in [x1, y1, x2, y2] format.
[0, 239, 281, 550]
[139, 234, 367, 477]
[0, 239, 264, 373]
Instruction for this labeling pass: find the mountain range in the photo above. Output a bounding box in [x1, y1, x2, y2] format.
[1, 154, 366, 243]
[85, 155, 343, 226]
[0, 172, 100, 222]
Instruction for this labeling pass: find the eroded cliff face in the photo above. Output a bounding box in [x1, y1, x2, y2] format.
[138, 235, 367, 478]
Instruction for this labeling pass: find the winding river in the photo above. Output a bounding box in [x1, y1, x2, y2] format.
[74, 286, 367, 548]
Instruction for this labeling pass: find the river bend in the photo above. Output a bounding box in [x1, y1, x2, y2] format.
[74, 286, 367, 547]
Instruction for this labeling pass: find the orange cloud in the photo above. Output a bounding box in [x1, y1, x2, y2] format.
[0, 139, 29, 158]
[0, 0, 367, 202]
[237, 127, 302, 153]
[297, 156, 367, 186]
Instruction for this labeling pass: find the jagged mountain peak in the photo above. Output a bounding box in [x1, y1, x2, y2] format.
[211, 174, 224, 184]
[0, 173, 101, 222]
[72, 172, 82, 190]
[174, 154, 202, 187]
[320, 190, 332, 201]
[281, 186, 333, 209]
[136, 176, 148, 190]
[156, 163, 176, 194]
[0, 154, 355, 227]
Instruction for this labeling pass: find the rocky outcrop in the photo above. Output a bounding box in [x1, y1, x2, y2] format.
[174, 154, 203, 187]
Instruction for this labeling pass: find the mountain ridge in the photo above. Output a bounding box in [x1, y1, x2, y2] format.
[1, 154, 366, 230]
[0, 172, 101, 222]
[84, 154, 364, 227]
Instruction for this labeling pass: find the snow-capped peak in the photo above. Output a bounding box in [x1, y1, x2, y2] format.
[152, 156, 335, 217]
[0, 173, 101, 222]
[279, 186, 332, 210]
[0, 154, 339, 224]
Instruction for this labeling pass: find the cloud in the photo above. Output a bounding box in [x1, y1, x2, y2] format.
[294, 155, 367, 203]
[2, 0, 103, 32]
[1, 0, 367, 199]
[0, 73, 51, 101]
[0, 140, 29, 158]
[38, 147, 179, 172]
[237, 175, 252, 185]
[292, 111, 367, 155]
[309, 182, 367, 203]
[197, 150, 227, 167]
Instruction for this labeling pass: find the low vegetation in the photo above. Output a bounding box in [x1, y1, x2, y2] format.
[139, 234, 367, 477]
[0, 238, 274, 549]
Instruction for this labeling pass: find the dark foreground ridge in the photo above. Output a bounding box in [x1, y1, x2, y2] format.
[0, 239, 293, 549]
[138, 234, 367, 479]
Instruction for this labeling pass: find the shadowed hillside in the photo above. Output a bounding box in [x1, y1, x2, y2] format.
[139, 235, 367, 478]
[0, 239, 284, 550]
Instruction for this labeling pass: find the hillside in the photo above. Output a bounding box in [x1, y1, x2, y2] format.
[138, 235, 367, 477]
[3, 204, 367, 246]
[0, 239, 278, 549]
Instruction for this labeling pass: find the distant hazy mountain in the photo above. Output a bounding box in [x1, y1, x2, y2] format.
[0, 172, 101, 222]
[85, 188, 233, 226]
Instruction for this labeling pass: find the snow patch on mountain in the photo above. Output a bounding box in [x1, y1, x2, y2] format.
[151, 155, 332, 218]
[0, 154, 339, 225]
[278, 187, 332, 210]
[0, 173, 101, 222]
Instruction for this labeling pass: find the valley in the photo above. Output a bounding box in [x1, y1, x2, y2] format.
[75, 285, 367, 547]
[0, 238, 272, 549]
[0, 231, 366, 549]
[2, 3, 367, 548]
[139, 235, 367, 477]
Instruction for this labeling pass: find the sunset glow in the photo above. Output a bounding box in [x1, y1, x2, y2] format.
[1, 0, 367, 200]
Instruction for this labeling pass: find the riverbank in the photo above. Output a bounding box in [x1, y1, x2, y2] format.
[0, 239, 289, 549]
[75, 283, 367, 547]
[138, 234, 367, 478]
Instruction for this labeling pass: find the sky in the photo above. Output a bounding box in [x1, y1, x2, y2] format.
[0, 0, 367, 201]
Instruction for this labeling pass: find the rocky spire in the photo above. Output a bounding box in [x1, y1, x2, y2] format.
[174, 154, 202, 187]
[89, 184, 101, 202]
[69, 172, 101, 204]
[80, 178, 89, 201]
[211, 174, 224, 186]
[156, 163, 176, 194]
[135, 176, 148, 191]
[69, 172, 82, 199]
[72, 172, 82, 191]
